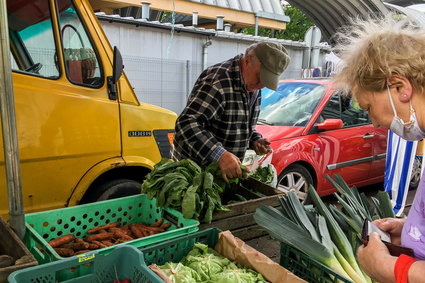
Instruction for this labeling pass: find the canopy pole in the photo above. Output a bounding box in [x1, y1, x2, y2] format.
[0, 0, 25, 239]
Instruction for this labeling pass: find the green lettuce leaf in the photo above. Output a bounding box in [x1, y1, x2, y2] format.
[158, 262, 200, 283]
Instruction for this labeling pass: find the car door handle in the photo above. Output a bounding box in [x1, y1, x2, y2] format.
[363, 134, 374, 139]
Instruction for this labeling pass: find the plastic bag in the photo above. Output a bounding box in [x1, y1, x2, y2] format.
[244, 151, 278, 188]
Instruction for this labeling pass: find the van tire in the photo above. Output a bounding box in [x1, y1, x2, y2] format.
[89, 179, 141, 202]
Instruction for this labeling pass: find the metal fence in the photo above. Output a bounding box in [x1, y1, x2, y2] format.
[123, 56, 204, 114]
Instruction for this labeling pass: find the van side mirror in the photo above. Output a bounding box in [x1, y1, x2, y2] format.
[107, 46, 123, 100]
[112, 47, 123, 83]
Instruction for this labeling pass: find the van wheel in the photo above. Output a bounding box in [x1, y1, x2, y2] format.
[278, 164, 313, 204]
[88, 179, 141, 202]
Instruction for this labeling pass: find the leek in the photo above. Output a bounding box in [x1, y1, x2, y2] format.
[329, 205, 362, 240]
[370, 197, 383, 219]
[254, 205, 349, 278]
[333, 193, 363, 232]
[325, 175, 370, 221]
[308, 185, 367, 283]
[329, 204, 350, 233]
[318, 215, 367, 283]
[360, 192, 375, 218]
[287, 192, 320, 242]
[376, 191, 395, 218]
[278, 196, 302, 226]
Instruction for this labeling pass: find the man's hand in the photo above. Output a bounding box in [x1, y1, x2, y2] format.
[373, 218, 405, 245]
[218, 152, 242, 183]
[252, 138, 271, 155]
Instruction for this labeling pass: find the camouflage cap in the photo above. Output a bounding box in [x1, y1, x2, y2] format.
[254, 42, 290, 90]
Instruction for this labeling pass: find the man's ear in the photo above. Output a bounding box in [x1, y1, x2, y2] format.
[241, 55, 249, 67]
[388, 75, 413, 103]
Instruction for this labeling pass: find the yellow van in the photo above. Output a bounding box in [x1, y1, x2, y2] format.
[1, 0, 177, 217]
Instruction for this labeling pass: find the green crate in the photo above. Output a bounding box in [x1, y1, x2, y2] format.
[8, 245, 163, 283]
[140, 228, 221, 265]
[25, 194, 199, 264]
[280, 242, 353, 283]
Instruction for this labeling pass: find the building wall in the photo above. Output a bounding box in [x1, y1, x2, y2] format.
[100, 19, 330, 114]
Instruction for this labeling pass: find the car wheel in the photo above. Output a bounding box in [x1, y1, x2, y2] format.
[278, 164, 313, 203]
[86, 179, 141, 202]
[410, 156, 422, 190]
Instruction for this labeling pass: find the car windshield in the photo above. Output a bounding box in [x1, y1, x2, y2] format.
[259, 82, 326, 126]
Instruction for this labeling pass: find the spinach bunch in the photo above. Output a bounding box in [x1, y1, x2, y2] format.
[249, 165, 274, 185]
[141, 159, 231, 224]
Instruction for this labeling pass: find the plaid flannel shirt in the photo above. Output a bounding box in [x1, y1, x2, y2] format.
[172, 54, 262, 166]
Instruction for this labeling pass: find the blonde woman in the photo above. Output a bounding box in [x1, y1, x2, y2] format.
[333, 15, 425, 283]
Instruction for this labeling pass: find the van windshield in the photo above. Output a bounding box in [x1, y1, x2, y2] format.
[8, 0, 59, 78]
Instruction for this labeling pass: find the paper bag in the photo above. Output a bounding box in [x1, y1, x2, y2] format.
[149, 264, 172, 283]
[247, 151, 278, 188]
[149, 230, 306, 283]
[215, 231, 306, 283]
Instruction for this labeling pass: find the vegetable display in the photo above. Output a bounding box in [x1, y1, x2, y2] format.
[156, 242, 268, 283]
[142, 159, 246, 224]
[47, 220, 170, 257]
[255, 174, 395, 283]
[249, 165, 274, 186]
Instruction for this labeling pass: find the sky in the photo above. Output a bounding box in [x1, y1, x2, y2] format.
[282, 2, 425, 12]
[408, 4, 425, 12]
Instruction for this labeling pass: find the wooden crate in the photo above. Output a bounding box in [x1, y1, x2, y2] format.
[0, 217, 37, 283]
[200, 178, 284, 241]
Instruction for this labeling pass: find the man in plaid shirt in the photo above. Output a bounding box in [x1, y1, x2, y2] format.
[173, 42, 290, 181]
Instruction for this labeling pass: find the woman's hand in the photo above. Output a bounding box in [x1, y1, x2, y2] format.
[373, 217, 406, 245]
[357, 232, 397, 283]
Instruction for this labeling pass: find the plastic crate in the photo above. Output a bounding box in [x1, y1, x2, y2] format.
[280, 242, 353, 283]
[24, 194, 199, 264]
[8, 245, 163, 283]
[140, 228, 221, 265]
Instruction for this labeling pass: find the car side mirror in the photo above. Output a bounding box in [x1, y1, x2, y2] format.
[317, 119, 343, 131]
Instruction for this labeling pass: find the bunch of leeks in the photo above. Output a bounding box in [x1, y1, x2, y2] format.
[254, 174, 395, 283]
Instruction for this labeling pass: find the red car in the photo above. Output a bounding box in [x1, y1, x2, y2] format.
[256, 79, 388, 201]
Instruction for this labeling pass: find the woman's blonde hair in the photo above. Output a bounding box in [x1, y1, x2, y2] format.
[332, 14, 425, 96]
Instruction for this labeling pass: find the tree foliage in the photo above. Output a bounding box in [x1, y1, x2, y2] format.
[241, 5, 313, 41]
[281, 5, 314, 41]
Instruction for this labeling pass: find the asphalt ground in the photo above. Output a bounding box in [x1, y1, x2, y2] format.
[245, 183, 417, 263]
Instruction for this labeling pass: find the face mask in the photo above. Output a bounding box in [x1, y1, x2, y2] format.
[387, 85, 425, 141]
